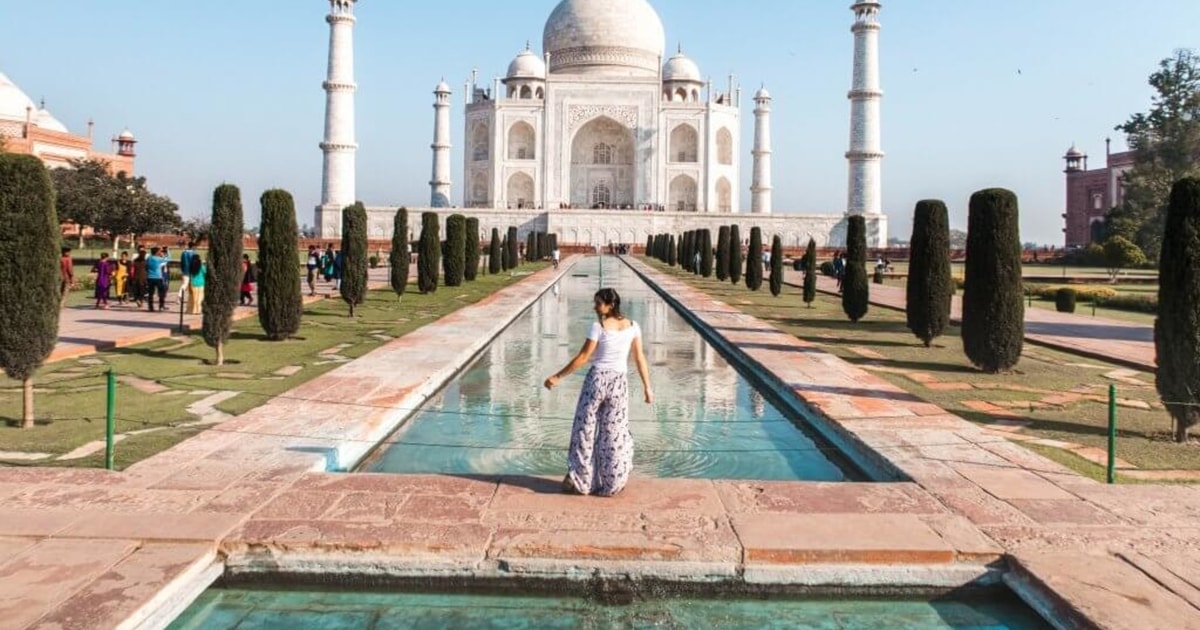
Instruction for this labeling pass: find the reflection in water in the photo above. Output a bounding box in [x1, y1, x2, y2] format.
[365, 257, 849, 481]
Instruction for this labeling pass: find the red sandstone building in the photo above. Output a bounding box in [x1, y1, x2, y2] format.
[0, 71, 136, 176]
[1062, 140, 1135, 248]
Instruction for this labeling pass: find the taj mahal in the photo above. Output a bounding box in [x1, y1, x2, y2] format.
[315, 0, 888, 248]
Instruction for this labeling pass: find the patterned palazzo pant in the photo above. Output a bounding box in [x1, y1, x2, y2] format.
[567, 367, 634, 497]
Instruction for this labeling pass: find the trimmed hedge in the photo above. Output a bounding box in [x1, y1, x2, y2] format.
[203, 184, 245, 365]
[418, 212, 440, 293]
[842, 215, 869, 322]
[339, 202, 368, 316]
[729, 225, 742, 285]
[389, 207, 409, 296]
[443, 214, 466, 287]
[257, 189, 303, 340]
[488, 228, 502, 275]
[1055, 288, 1077, 313]
[464, 217, 480, 281]
[716, 226, 730, 281]
[803, 238, 817, 307]
[746, 227, 763, 291]
[906, 199, 952, 347]
[962, 188, 1024, 373]
[700, 229, 714, 278]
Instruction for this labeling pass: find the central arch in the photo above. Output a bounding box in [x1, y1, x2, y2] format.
[570, 116, 634, 209]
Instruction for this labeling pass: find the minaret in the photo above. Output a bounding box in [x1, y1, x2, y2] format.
[430, 80, 453, 207]
[319, 0, 358, 227]
[751, 87, 773, 214]
[846, 0, 884, 220]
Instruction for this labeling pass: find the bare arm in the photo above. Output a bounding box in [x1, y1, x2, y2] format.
[631, 333, 653, 404]
[544, 339, 597, 390]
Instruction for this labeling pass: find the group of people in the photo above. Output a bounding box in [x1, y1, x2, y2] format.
[60, 241, 257, 313]
[305, 244, 344, 296]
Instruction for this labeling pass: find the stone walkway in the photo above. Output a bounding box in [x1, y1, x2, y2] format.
[0, 256, 1196, 629]
[783, 269, 1155, 371]
[49, 266, 399, 364]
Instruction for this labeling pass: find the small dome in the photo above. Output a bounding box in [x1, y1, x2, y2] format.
[662, 50, 701, 83]
[35, 108, 69, 133]
[118, 129, 136, 141]
[543, 0, 665, 77]
[755, 86, 771, 100]
[434, 79, 451, 93]
[1064, 144, 1084, 158]
[506, 46, 546, 80]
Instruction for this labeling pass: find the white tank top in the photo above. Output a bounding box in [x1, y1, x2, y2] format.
[587, 320, 641, 373]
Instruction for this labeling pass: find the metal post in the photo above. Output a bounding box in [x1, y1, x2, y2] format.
[178, 286, 186, 333]
[105, 368, 116, 471]
[1107, 384, 1117, 484]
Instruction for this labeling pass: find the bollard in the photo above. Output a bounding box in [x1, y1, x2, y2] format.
[1107, 384, 1117, 484]
[178, 288, 186, 334]
[106, 368, 116, 471]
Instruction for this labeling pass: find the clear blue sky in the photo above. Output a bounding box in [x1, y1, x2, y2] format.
[3, 1, 1196, 244]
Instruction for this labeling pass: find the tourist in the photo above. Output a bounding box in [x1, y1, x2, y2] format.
[552, 245, 560, 269]
[181, 241, 198, 311]
[543, 288, 653, 497]
[146, 247, 168, 312]
[189, 255, 207, 314]
[306, 245, 320, 296]
[332, 249, 344, 291]
[129, 247, 148, 308]
[92, 252, 113, 309]
[833, 251, 846, 291]
[59, 247, 74, 308]
[114, 251, 130, 305]
[239, 254, 256, 306]
[322, 244, 335, 282]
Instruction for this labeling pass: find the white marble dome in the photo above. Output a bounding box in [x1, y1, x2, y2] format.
[0, 72, 37, 123]
[543, 0, 665, 77]
[662, 51, 701, 83]
[507, 47, 547, 80]
[755, 86, 771, 100]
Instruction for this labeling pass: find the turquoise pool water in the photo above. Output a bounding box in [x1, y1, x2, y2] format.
[170, 589, 1052, 629]
[361, 256, 854, 481]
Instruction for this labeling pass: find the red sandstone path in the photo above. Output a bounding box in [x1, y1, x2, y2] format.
[782, 268, 1155, 372]
[48, 266, 401, 364]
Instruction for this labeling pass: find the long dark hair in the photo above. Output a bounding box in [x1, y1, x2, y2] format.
[594, 288, 624, 321]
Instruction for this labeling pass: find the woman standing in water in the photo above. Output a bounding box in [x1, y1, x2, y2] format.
[544, 288, 653, 497]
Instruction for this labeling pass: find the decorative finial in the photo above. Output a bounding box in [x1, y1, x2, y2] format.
[525, 40, 532, 51]
[677, 42, 682, 54]
[39, 97, 45, 109]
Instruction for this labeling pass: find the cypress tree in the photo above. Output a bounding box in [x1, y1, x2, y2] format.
[716, 226, 730, 281]
[390, 207, 410, 297]
[464, 217, 480, 281]
[339, 202, 368, 317]
[681, 231, 691, 272]
[667, 234, 677, 266]
[803, 238, 817, 308]
[842, 215, 870, 322]
[488, 227, 502, 274]
[701, 229, 715, 278]
[507, 226, 519, 268]
[1156, 177, 1200, 442]
[500, 235, 510, 271]
[769, 234, 783, 296]
[203, 184, 244, 366]
[906, 200, 953, 347]
[526, 231, 535, 263]
[444, 214, 466, 287]
[646, 235, 654, 256]
[962, 188, 1024, 373]
[0, 154, 59, 428]
[729, 225, 742, 285]
[418, 211, 440, 293]
[674, 233, 682, 267]
[746, 227, 764, 290]
[257, 189, 303, 341]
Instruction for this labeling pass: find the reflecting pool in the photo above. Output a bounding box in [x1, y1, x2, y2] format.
[361, 256, 854, 480]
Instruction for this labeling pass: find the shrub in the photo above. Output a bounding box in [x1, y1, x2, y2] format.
[746, 227, 764, 291]
[701, 229, 715, 278]
[418, 212, 440, 293]
[488, 227, 501, 275]
[1156, 177, 1200, 442]
[465, 217, 480, 281]
[873, 269, 885, 284]
[257, 189, 302, 341]
[716, 226, 730, 281]
[368, 255, 379, 269]
[1027, 285, 1118, 302]
[1102, 235, 1147, 282]
[803, 238, 817, 308]
[203, 184, 245, 365]
[906, 199, 952, 347]
[0, 154, 59, 428]
[769, 235, 783, 296]
[506, 226, 519, 268]
[729, 225, 742, 285]
[1055, 288, 1077, 313]
[962, 188, 1024, 373]
[339, 202, 368, 316]
[820, 261, 836, 277]
[443, 214, 466, 287]
[842, 215, 869, 322]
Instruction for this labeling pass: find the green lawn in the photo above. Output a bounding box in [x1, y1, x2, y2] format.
[647, 260, 1197, 479]
[0, 266, 547, 469]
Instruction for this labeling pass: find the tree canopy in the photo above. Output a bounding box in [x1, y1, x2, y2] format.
[50, 158, 180, 245]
